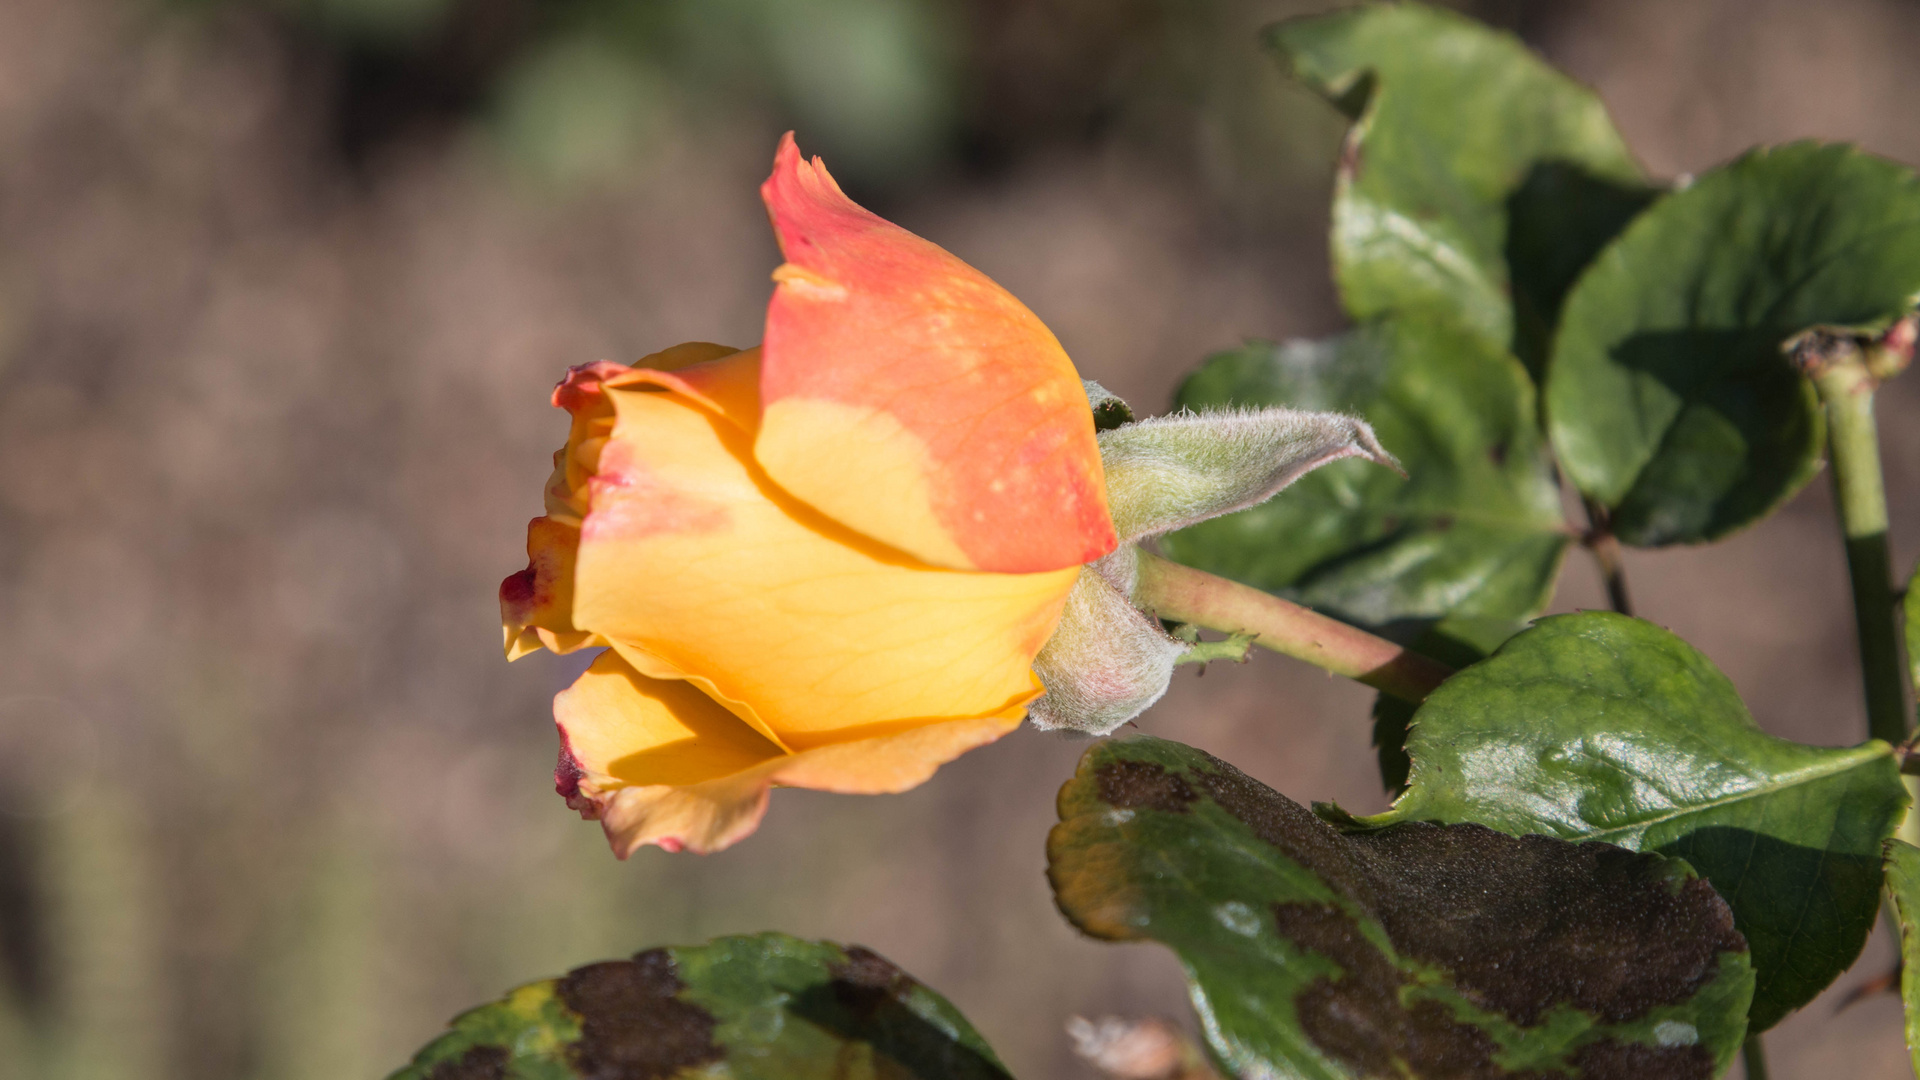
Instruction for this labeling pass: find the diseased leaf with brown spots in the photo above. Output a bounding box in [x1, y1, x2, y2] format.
[1363, 612, 1908, 1031]
[557, 951, 720, 1079]
[386, 933, 1011, 1080]
[424, 1046, 510, 1080]
[1048, 736, 1755, 1080]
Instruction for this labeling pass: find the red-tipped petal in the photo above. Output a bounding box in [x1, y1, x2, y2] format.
[500, 516, 601, 659]
[756, 132, 1115, 573]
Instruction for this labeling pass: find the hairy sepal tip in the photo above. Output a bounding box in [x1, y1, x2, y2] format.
[1097, 406, 1401, 543]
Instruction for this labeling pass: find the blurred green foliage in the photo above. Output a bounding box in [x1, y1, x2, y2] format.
[484, 0, 965, 185]
[160, 0, 963, 185]
[158, 0, 1350, 206]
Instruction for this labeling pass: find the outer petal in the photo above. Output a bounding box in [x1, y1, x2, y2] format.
[570, 353, 1076, 748]
[558, 651, 1023, 855]
[556, 649, 786, 791]
[756, 132, 1116, 574]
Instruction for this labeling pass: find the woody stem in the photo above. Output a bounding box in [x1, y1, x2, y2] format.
[1132, 551, 1453, 703]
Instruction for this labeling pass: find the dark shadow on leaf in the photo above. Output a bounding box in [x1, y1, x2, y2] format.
[1281, 518, 1433, 623]
[1327, 70, 1376, 122]
[1599, 326, 1817, 545]
[1505, 162, 1659, 381]
[1658, 825, 1885, 1031]
[787, 962, 1014, 1080]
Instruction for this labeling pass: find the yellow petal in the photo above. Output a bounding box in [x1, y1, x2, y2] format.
[605, 345, 761, 430]
[505, 345, 755, 658]
[569, 371, 1076, 748]
[556, 649, 785, 788]
[756, 398, 974, 569]
[557, 650, 1024, 855]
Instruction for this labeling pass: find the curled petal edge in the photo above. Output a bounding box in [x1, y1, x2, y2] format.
[566, 705, 1029, 856]
[501, 344, 760, 662]
[554, 649, 1038, 855]
[502, 516, 604, 660]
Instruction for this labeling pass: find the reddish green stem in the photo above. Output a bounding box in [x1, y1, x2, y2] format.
[1133, 551, 1453, 703]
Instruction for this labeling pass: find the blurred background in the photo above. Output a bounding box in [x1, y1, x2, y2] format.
[2, 0, 1919, 1077]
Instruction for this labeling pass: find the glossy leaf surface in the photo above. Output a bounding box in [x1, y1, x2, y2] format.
[389, 933, 1010, 1080]
[1050, 736, 1753, 1080]
[1162, 318, 1567, 628]
[1368, 615, 1524, 794]
[1364, 612, 1908, 1030]
[1882, 839, 1920, 1076]
[1269, 2, 1646, 357]
[1549, 142, 1920, 545]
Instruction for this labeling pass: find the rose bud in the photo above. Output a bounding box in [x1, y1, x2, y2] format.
[502, 135, 1397, 855]
[501, 134, 1114, 855]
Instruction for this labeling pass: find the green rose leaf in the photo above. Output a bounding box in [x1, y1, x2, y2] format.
[1049, 736, 1754, 1080]
[1268, 2, 1648, 362]
[388, 933, 1011, 1080]
[1505, 164, 1662, 381]
[1548, 142, 1920, 546]
[1361, 612, 1909, 1030]
[1368, 615, 1525, 794]
[1882, 840, 1920, 1075]
[1161, 318, 1568, 628]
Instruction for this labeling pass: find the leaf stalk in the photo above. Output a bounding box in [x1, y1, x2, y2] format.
[1580, 497, 1634, 617]
[1742, 1034, 1768, 1080]
[1801, 334, 1908, 747]
[1131, 551, 1453, 703]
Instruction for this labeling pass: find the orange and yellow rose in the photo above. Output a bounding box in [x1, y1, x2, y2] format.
[500, 134, 1116, 855]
